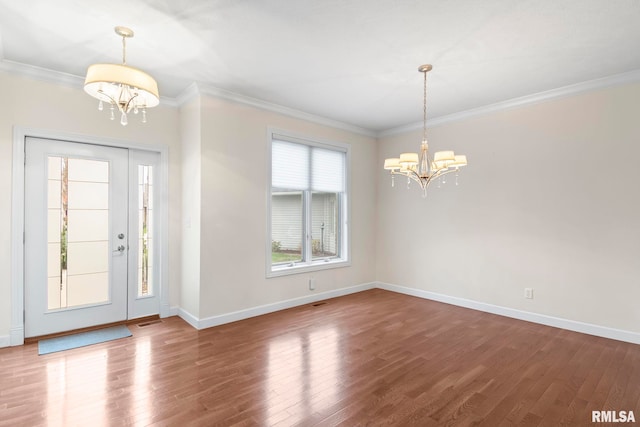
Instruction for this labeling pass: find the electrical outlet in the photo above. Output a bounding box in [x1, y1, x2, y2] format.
[524, 288, 533, 299]
[309, 278, 315, 291]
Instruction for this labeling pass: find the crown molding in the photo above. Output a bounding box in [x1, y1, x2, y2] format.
[191, 82, 377, 137]
[0, 59, 83, 88]
[0, 59, 179, 107]
[175, 82, 201, 107]
[3, 58, 639, 139]
[0, 58, 373, 136]
[379, 68, 640, 138]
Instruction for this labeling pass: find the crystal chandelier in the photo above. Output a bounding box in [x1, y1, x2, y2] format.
[383, 64, 467, 197]
[84, 26, 159, 126]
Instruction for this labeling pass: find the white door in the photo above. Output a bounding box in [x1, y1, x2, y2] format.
[24, 137, 129, 337]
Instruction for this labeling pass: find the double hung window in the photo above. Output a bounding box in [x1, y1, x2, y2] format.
[268, 132, 349, 276]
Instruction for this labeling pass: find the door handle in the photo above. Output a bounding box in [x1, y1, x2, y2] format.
[113, 245, 126, 254]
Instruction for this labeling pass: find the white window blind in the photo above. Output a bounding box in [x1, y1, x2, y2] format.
[312, 147, 345, 192]
[272, 141, 309, 190]
[272, 140, 345, 192]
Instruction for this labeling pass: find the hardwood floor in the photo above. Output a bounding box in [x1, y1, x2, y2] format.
[1, 289, 639, 426]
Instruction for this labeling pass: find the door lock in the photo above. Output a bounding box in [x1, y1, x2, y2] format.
[118, 233, 125, 239]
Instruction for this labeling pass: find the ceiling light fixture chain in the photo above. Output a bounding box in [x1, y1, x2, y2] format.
[383, 64, 467, 197]
[84, 26, 159, 126]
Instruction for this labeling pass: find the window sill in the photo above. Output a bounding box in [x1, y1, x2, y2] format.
[267, 258, 350, 278]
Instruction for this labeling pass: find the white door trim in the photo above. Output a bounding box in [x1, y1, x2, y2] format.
[10, 126, 171, 345]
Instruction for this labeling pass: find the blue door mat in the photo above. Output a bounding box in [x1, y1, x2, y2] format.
[38, 325, 132, 355]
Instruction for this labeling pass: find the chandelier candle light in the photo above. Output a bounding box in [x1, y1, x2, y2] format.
[383, 64, 467, 197]
[84, 26, 159, 126]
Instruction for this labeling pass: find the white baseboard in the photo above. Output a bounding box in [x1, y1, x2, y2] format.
[10, 326, 24, 346]
[177, 307, 200, 329]
[168, 306, 180, 317]
[182, 282, 376, 330]
[376, 282, 640, 345]
[160, 302, 173, 318]
[4, 281, 635, 347]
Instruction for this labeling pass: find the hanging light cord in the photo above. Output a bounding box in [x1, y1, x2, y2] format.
[423, 69, 428, 142]
[121, 35, 127, 65]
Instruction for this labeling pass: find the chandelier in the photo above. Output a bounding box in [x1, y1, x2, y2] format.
[84, 26, 159, 126]
[383, 64, 467, 197]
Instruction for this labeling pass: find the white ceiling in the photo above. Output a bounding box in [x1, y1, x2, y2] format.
[1, 0, 639, 132]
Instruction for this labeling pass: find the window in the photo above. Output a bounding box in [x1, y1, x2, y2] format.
[268, 132, 349, 276]
[137, 164, 154, 297]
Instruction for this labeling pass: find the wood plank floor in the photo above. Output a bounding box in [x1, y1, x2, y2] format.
[1, 289, 639, 426]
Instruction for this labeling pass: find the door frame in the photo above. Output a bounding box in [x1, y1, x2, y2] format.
[10, 127, 170, 345]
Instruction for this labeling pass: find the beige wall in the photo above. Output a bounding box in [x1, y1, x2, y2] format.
[2, 68, 638, 343]
[179, 96, 202, 317]
[0, 70, 377, 342]
[197, 95, 377, 318]
[0, 72, 181, 339]
[377, 82, 640, 333]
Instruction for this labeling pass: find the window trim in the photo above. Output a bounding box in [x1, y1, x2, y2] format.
[266, 128, 351, 278]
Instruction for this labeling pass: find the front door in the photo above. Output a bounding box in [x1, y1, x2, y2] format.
[24, 137, 129, 337]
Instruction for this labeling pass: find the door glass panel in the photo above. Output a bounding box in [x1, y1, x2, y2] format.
[67, 181, 108, 209]
[47, 277, 64, 311]
[66, 272, 109, 307]
[138, 165, 153, 297]
[67, 210, 108, 242]
[47, 156, 110, 310]
[68, 158, 109, 182]
[67, 242, 109, 275]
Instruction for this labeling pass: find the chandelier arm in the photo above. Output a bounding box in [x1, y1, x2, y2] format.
[391, 170, 428, 190]
[390, 167, 459, 190]
[427, 168, 460, 186]
[123, 92, 140, 112]
[409, 171, 424, 186]
[97, 90, 117, 106]
[430, 168, 453, 179]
